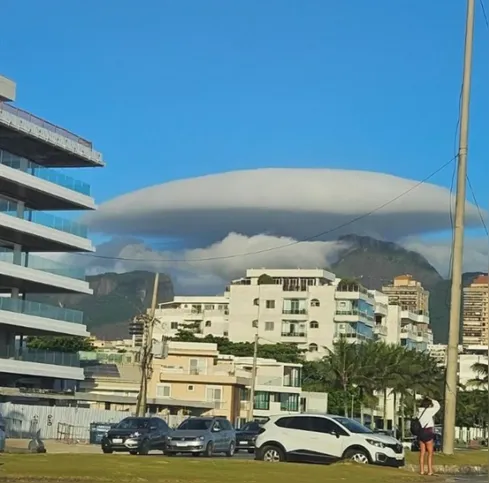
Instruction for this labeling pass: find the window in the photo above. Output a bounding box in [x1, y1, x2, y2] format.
[253, 298, 259, 306]
[156, 384, 171, 398]
[204, 304, 214, 310]
[266, 300, 275, 309]
[151, 418, 170, 431]
[279, 393, 299, 412]
[218, 419, 233, 430]
[254, 391, 270, 410]
[187, 385, 194, 391]
[264, 321, 274, 331]
[206, 386, 222, 402]
[170, 321, 178, 330]
[178, 419, 212, 430]
[333, 416, 373, 434]
[311, 299, 320, 307]
[308, 343, 318, 352]
[189, 358, 203, 375]
[309, 321, 319, 329]
[275, 416, 309, 430]
[223, 331, 229, 336]
[205, 320, 212, 327]
[252, 320, 258, 328]
[242, 421, 260, 432]
[309, 417, 346, 435]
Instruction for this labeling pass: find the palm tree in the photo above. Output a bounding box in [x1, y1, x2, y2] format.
[468, 362, 488, 389]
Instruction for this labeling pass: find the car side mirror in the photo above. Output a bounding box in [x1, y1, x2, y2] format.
[331, 431, 340, 438]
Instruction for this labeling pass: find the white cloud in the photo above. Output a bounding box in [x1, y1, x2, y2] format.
[84, 168, 485, 243]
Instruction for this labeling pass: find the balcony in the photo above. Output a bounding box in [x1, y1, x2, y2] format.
[280, 332, 307, 342]
[0, 102, 103, 167]
[0, 246, 85, 280]
[282, 309, 307, 315]
[0, 297, 84, 324]
[373, 325, 388, 336]
[1, 346, 80, 367]
[334, 309, 375, 324]
[0, 150, 91, 196]
[0, 199, 88, 238]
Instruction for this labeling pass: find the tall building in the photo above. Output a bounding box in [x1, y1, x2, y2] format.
[0, 75, 103, 388]
[150, 269, 432, 360]
[382, 274, 430, 315]
[462, 274, 488, 347]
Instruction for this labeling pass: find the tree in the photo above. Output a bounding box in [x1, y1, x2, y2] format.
[26, 336, 94, 353]
[468, 362, 488, 389]
[257, 274, 275, 285]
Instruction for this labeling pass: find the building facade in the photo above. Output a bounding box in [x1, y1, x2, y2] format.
[462, 274, 488, 347]
[382, 274, 430, 315]
[149, 269, 433, 357]
[0, 75, 103, 388]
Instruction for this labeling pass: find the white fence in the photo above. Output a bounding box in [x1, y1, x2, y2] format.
[0, 402, 185, 442]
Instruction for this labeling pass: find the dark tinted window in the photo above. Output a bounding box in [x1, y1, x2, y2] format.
[178, 419, 212, 430]
[152, 418, 169, 430]
[242, 422, 260, 431]
[116, 418, 150, 430]
[333, 417, 372, 434]
[218, 419, 232, 430]
[275, 416, 310, 431]
[309, 417, 345, 435]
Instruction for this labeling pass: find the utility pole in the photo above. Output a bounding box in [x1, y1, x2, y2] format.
[443, 0, 474, 455]
[247, 332, 259, 421]
[136, 272, 160, 417]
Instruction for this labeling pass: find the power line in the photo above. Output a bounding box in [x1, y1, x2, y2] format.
[466, 174, 489, 235]
[74, 157, 455, 264]
[479, 0, 489, 28]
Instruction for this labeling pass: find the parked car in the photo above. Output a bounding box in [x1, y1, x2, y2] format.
[254, 413, 405, 467]
[236, 421, 262, 453]
[411, 433, 442, 452]
[101, 416, 170, 455]
[165, 416, 236, 457]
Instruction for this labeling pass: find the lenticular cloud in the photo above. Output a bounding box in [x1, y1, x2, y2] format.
[85, 168, 483, 242]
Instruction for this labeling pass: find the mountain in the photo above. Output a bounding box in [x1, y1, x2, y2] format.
[30, 271, 174, 337]
[331, 235, 443, 290]
[30, 237, 482, 343]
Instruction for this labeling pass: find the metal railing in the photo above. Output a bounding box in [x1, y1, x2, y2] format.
[0, 149, 91, 195]
[0, 246, 85, 280]
[335, 309, 375, 321]
[281, 332, 306, 338]
[0, 296, 84, 324]
[1, 346, 80, 367]
[282, 309, 307, 315]
[0, 103, 92, 148]
[0, 199, 88, 238]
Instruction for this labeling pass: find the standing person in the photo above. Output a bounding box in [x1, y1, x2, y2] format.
[416, 396, 440, 476]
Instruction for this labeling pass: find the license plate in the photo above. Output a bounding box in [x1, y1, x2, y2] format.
[112, 438, 123, 444]
[176, 442, 189, 447]
[240, 441, 248, 445]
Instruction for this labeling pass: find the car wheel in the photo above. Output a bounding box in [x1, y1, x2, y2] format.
[138, 440, 151, 456]
[129, 450, 138, 455]
[226, 442, 235, 457]
[344, 448, 370, 464]
[247, 448, 254, 454]
[204, 442, 214, 457]
[261, 445, 285, 463]
[102, 447, 113, 454]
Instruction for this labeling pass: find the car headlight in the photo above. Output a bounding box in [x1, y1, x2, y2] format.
[366, 439, 385, 448]
[167, 436, 172, 441]
[130, 431, 141, 438]
[197, 436, 205, 441]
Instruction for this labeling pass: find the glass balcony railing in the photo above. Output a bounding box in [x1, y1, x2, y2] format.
[0, 246, 85, 280]
[281, 332, 306, 338]
[0, 297, 84, 324]
[0, 199, 88, 238]
[0, 150, 91, 196]
[1, 346, 80, 367]
[0, 103, 92, 148]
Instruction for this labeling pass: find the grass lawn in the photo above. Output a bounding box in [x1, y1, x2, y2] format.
[0, 454, 427, 483]
[405, 449, 488, 467]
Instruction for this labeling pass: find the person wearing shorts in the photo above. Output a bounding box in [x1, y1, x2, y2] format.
[416, 396, 440, 475]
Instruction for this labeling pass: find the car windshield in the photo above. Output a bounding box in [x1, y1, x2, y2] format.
[116, 418, 150, 430]
[178, 419, 212, 431]
[333, 417, 373, 434]
[241, 422, 259, 431]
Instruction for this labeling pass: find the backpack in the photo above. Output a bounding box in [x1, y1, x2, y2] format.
[410, 407, 428, 436]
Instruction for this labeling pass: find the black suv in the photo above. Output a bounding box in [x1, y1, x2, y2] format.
[236, 421, 262, 453]
[101, 416, 170, 455]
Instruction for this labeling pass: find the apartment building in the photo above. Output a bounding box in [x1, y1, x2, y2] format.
[0, 75, 103, 388]
[150, 296, 229, 343]
[79, 341, 325, 425]
[148, 269, 433, 357]
[462, 274, 488, 347]
[382, 274, 430, 315]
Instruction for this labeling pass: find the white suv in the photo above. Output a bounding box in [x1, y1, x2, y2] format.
[254, 414, 405, 467]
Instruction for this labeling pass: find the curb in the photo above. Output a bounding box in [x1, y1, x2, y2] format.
[404, 464, 488, 475]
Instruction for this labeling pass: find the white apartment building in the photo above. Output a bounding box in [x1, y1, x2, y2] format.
[150, 269, 433, 359]
[151, 296, 229, 342]
[0, 75, 103, 387]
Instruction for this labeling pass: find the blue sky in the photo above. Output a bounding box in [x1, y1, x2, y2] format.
[1, 0, 488, 233]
